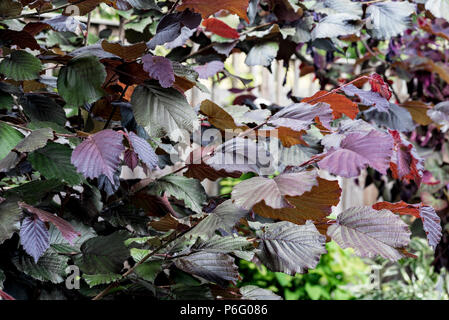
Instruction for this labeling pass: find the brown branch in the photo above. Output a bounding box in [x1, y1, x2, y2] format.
[0, 120, 80, 138]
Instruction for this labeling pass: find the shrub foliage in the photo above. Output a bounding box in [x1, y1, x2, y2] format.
[0, 0, 446, 300]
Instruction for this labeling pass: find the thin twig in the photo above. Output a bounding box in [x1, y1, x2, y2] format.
[0, 120, 79, 138]
[0, 0, 86, 21]
[84, 12, 92, 46]
[168, 0, 181, 14]
[104, 85, 129, 129]
[92, 228, 192, 300]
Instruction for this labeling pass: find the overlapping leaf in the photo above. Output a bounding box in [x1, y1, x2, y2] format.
[341, 84, 390, 112]
[327, 206, 411, 261]
[174, 252, 239, 287]
[257, 221, 327, 275]
[71, 129, 125, 183]
[177, 0, 250, 22]
[205, 137, 276, 176]
[147, 175, 207, 214]
[202, 18, 240, 39]
[186, 199, 248, 239]
[389, 130, 423, 184]
[29, 142, 83, 186]
[20, 215, 50, 263]
[312, 13, 362, 40]
[268, 102, 333, 131]
[14, 128, 53, 153]
[318, 130, 393, 178]
[253, 177, 341, 224]
[142, 55, 175, 88]
[366, 1, 415, 39]
[19, 202, 81, 245]
[0, 122, 24, 161]
[127, 132, 158, 170]
[194, 61, 225, 80]
[0, 50, 42, 81]
[131, 82, 199, 141]
[231, 170, 318, 210]
[372, 201, 442, 249]
[0, 199, 21, 245]
[57, 55, 106, 107]
[302, 91, 359, 120]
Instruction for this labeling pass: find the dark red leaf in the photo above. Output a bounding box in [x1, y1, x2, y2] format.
[368, 73, 392, 100]
[202, 18, 240, 39]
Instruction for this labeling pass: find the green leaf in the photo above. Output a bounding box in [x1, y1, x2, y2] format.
[57, 55, 106, 107]
[193, 235, 253, 254]
[49, 221, 97, 254]
[131, 82, 199, 141]
[185, 199, 247, 239]
[0, 50, 42, 81]
[171, 284, 213, 300]
[83, 273, 122, 288]
[75, 231, 131, 274]
[20, 94, 67, 126]
[0, 91, 14, 110]
[12, 250, 69, 284]
[6, 179, 64, 204]
[245, 42, 279, 67]
[0, 122, 24, 161]
[0, 0, 22, 17]
[0, 199, 21, 245]
[14, 128, 54, 153]
[28, 142, 84, 185]
[147, 175, 207, 214]
[240, 285, 282, 300]
[135, 261, 163, 283]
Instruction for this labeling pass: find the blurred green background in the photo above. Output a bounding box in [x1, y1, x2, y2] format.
[221, 177, 449, 300]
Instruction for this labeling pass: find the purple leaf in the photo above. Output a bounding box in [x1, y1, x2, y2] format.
[269, 102, 333, 131]
[43, 15, 86, 33]
[146, 10, 201, 50]
[231, 170, 318, 210]
[71, 129, 125, 184]
[205, 137, 276, 176]
[194, 61, 225, 79]
[318, 130, 393, 177]
[18, 202, 81, 245]
[341, 84, 390, 112]
[258, 221, 327, 275]
[213, 41, 238, 56]
[174, 252, 239, 286]
[124, 149, 139, 171]
[420, 206, 442, 249]
[165, 27, 196, 49]
[328, 206, 411, 261]
[20, 215, 49, 263]
[127, 132, 158, 170]
[142, 55, 175, 88]
[98, 174, 120, 198]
